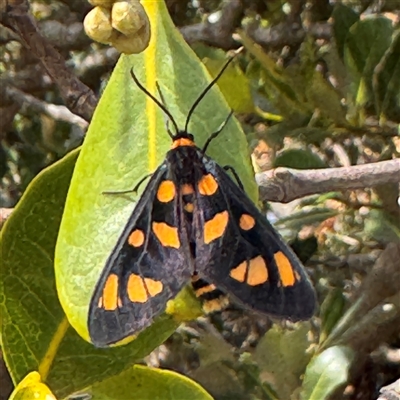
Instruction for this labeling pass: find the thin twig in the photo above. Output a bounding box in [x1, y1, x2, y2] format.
[1, 0, 97, 122]
[5, 85, 88, 129]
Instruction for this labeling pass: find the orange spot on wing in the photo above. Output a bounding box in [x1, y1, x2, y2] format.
[157, 180, 176, 203]
[171, 138, 195, 149]
[180, 184, 194, 195]
[144, 278, 163, 297]
[247, 256, 268, 286]
[127, 274, 147, 303]
[230, 260, 247, 282]
[239, 214, 255, 230]
[274, 251, 296, 286]
[128, 229, 145, 247]
[152, 222, 180, 248]
[195, 283, 217, 297]
[204, 211, 229, 244]
[198, 174, 218, 196]
[102, 274, 119, 310]
[184, 203, 194, 213]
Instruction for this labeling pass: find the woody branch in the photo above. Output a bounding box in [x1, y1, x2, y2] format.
[256, 159, 400, 203]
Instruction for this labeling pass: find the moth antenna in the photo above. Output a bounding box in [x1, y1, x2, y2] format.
[130, 69, 179, 138]
[184, 55, 236, 133]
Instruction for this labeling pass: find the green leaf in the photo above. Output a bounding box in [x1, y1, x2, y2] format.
[0, 149, 77, 386]
[255, 323, 313, 399]
[192, 45, 254, 114]
[239, 30, 311, 118]
[276, 208, 338, 231]
[331, 4, 359, 59]
[319, 289, 346, 344]
[344, 17, 393, 111]
[273, 149, 327, 169]
[0, 148, 179, 398]
[300, 345, 355, 400]
[80, 365, 213, 400]
[373, 30, 400, 122]
[204, 57, 255, 114]
[306, 71, 347, 125]
[55, 1, 256, 345]
[364, 209, 400, 244]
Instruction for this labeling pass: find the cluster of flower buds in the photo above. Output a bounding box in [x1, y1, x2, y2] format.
[84, 0, 150, 54]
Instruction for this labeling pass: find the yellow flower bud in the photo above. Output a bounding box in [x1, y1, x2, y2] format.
[84, 6, 113, 44]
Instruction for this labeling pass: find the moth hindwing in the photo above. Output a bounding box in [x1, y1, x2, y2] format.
[88, 57, 316, 347]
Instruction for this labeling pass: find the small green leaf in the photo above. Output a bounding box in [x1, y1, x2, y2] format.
[331, 4, 359, 59]
[239, 30, 311, 118]
[204, 58, 255, 114]
[276, 208, 338, 231]
[255, 323, 313, 399]
[273, 149, 327, 169]
[319, 289, 346, 344]
[373, 31, 400, 122]
[364, 209, 400, 244]
[307, 71, 347, 125]
[192, 44, 254, 114]
[344, 17, 393, 111]
[301, 345, 355, 400]
[87, 365, 213, 400]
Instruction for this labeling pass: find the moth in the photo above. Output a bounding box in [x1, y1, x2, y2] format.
[88, 57, 316, 347]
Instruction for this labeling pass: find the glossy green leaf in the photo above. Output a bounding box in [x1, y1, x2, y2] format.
[0, 149, 78, 387]
[84, 365, 213, 400]
[255, 323, 313, 399]
[0, 148, 179, 398]
[300, 345, 354, 400]
[273, 149, 327, 169]
[55, 1, 256, 344]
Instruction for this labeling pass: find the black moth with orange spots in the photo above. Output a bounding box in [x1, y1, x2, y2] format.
[88, 57, 316, 347]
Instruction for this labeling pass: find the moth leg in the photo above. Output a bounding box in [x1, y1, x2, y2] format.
[223, 165, 244, 191]
[102, 173, 153, 196]
[202, 110, 234, 153]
